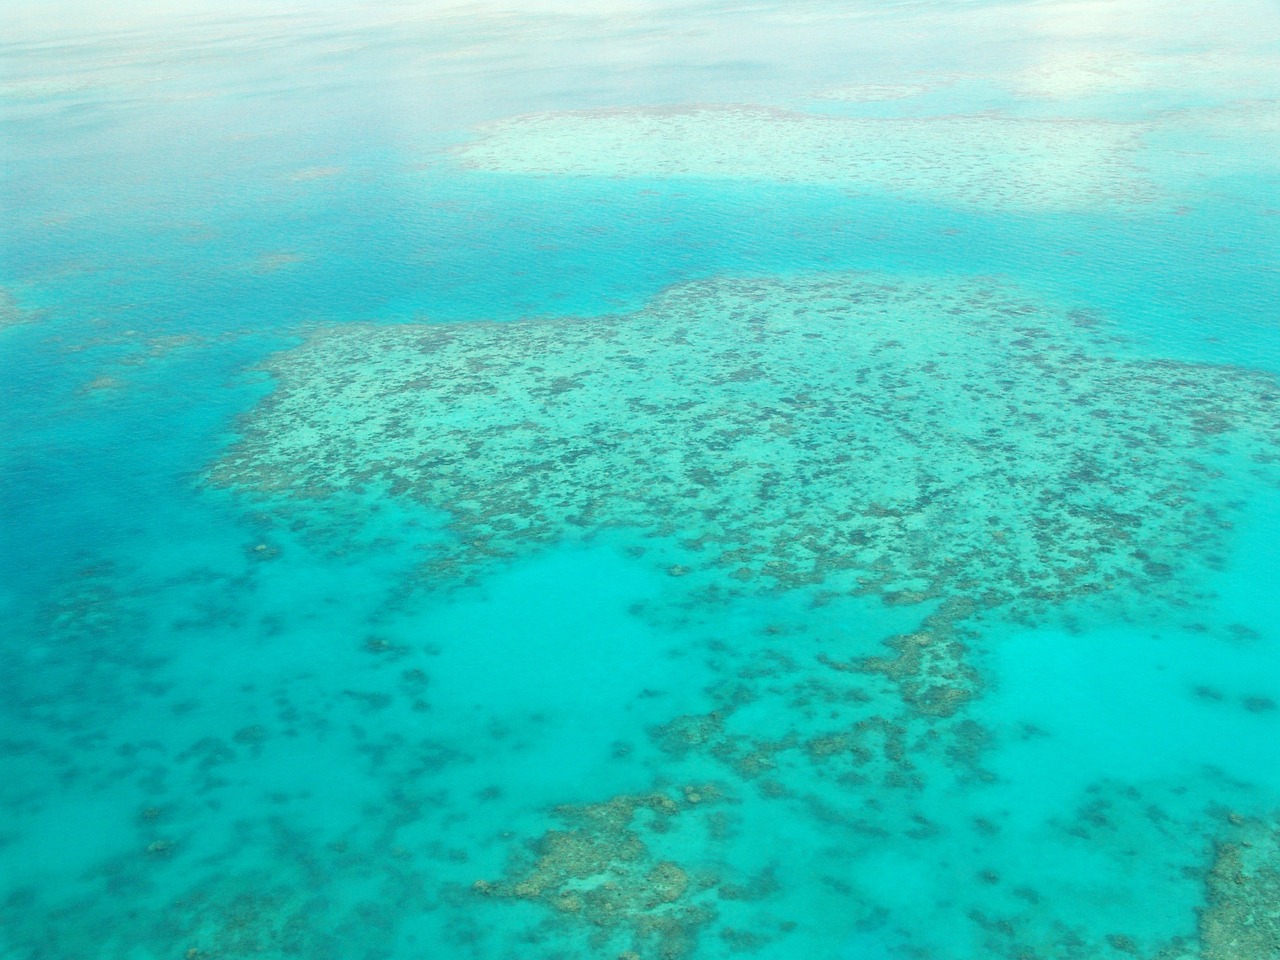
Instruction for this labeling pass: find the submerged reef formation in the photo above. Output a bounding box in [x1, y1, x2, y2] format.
[455, 106, 1155, 211]
[472, 789, 735, 959]
[213, 272, 1280, 702]
[209, 271, 1280, 956]
[0, 287, 36, 330]
[1200, 813, 1280, 959]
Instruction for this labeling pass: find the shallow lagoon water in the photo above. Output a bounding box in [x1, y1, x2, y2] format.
[3, 2, 1280, 958]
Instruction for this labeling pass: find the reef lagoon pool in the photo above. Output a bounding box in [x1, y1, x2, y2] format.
[2, 1, 1279, 958]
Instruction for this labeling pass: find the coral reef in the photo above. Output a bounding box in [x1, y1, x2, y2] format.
[1200, 813, 1280, 960]
[473, 790, 732, 959]
[205, 271, 1280, 956]
[455, 106, 1155, 211]
[212, 272, 1280, 719]
[0, 288, 34, 330]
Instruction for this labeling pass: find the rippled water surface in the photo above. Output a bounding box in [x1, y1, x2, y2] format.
[3, 2, 1280, 958]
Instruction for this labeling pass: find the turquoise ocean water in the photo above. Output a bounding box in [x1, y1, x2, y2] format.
[3, 2, 1280, 958]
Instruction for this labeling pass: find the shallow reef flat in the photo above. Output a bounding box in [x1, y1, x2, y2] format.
[1200, 812, 1280, 959]
[200, 272, 1280, 956]
[213, 270, 1280, 689]
[1001, 48, 1280, 105]
[455, 106, 1155, 212]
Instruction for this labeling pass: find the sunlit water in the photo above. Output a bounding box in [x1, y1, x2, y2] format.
[2, 2, 1279, 958]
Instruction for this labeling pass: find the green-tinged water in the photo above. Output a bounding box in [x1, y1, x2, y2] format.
[2, 2, 1279, 958]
